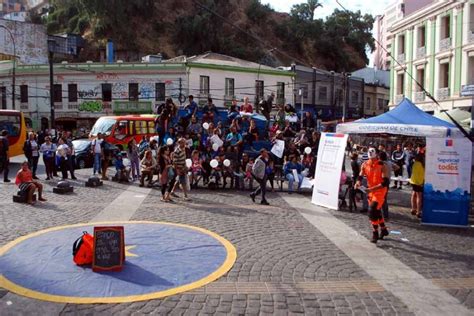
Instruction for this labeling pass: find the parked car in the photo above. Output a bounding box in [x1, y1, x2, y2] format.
[73, 139, 120, 169]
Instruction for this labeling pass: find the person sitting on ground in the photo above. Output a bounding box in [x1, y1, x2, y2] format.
[202, 97, 219, 124]
[184, 95, 198, 120]
[282, 120, 296, 138]
[225, 126, 243, 148]
[284, 155, 304, 193]
[115, 153, 131, 182]
[244, 119, 259, 151]
[139, 150, 156, 187]
[15, 161, 47, 204]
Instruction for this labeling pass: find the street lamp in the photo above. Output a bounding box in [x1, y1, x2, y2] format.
[47, 38, 56, 130]
[0, 25, 16, 110]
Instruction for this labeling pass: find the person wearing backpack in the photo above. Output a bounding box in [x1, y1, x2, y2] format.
[250, 148, 270, 205]
[0, 130, 10, 182]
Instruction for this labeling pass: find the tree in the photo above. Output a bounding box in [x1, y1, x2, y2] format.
[290, 0, 323, 21]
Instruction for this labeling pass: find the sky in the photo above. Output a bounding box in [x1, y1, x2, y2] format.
[261, 0, 392, 19]
[261, 0, 393, 66]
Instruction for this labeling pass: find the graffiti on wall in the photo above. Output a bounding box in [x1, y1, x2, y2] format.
[79, 100, 103, 112]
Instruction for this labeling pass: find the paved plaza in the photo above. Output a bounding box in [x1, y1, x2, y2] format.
[0, 158, 473, 315]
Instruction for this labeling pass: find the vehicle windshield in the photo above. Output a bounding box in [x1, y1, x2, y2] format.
[0, 114, 21, 137]
[72, 140, 91, 152]
[90, 118, 116, 136]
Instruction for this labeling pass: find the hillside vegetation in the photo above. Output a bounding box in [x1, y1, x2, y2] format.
[43, 0, 375, 71]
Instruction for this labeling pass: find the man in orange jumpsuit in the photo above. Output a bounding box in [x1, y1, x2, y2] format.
[355, 147, 390, 243]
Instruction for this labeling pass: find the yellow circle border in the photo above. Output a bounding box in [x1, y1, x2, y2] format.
[0, 221, 237, 304]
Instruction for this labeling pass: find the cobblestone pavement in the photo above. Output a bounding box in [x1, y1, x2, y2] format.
[0, 161, 473, 315]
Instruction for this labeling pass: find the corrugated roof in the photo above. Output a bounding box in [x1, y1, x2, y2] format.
[352, 67, 390, 88]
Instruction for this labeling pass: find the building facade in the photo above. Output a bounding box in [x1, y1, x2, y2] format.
[0, 53, 294, 131]
[352, 67, 390, 117]
[284, 65, 365, 120]
[389, 0, 474, 112]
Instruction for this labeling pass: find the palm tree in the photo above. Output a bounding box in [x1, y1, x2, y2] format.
[307, 0, 323, 21]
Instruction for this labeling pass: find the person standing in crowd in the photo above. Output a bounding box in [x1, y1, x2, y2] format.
[56, 138, 69, 180]
[171, 138, 190, 200]
[404, 143, 415, 180]
[101, 137, 112, 181]
[39, 136, 56, 180]
[410, 154, 425, 218]
[302, 112, 315, 130]
[250, 148, 270, 205]
[391, 144, 405, 189]
[128, 138, 141, 181]
[355, 147, 390, 243]
[15, 161, 47, 205]
[23, 132, 40, 179]
[65, 131, 77, 180]
[139, 149, 156, 187]
[158, 146, 174, 202]
[262, 92, 274, 120]
[0, 130, 10, 182]
[284, 155, 304, 194]
[91, 133, 103, 176]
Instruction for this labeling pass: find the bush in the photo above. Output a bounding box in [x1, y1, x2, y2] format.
[246, 0, 272, 24]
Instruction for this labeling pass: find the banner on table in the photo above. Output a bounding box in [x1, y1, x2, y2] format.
[311, 133, 348, 210]
[423, 137, 472, 227]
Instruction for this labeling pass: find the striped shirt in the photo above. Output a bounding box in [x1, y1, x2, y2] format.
[173, 147, 186, 169]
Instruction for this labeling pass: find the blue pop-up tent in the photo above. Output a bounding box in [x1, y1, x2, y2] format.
[336, 98, 463, 138]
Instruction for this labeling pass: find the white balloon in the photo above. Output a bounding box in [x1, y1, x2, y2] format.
[203, 122, 209, 130]
[304, 147, 312, 154]
[210, 159, 219, 168]
[185, 158, 192, 168]
[166, 138, 173, 146]
[212, 143, 219, 151]
[223, 159, 231, 167]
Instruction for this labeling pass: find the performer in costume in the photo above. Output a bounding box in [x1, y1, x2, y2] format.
[355, 148, 390, 243]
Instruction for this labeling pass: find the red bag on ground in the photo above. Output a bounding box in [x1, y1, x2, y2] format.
[72, 231, 94, 266]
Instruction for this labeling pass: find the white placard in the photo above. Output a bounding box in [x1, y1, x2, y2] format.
[210, 135, 224, 148]
[311, 133, 348, 210]
[300, 177, 314, 189]
[271, 139, 285, 159]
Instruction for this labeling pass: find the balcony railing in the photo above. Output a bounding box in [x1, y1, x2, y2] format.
[437, 87, 450, 100]
[19, 103, 28, 110]
[439, 38, 451, 52]
[55, 103, 63, 110]
[395, 94, 404, 104]
[396, 53, 405, 63]
[414, 91, 426, 102]
[416, 46, 426, 59]
[68, 103, 78, 110]
[469, 31, 474, 43]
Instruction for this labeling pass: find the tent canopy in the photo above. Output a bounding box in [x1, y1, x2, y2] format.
[434, 108, 470, 133]
[336, 98, 464, 138]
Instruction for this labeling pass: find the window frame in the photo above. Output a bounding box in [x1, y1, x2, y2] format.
[68, 83, 78, 102]
[20, 84, 28, 103]
[102, 83, 112, 102]
[199, 76, 210, 95]
[129, 83, 139, 101]
[53, 84, 62, 103]
[155, 82, 166, 101]
[225, 78, 235, 97]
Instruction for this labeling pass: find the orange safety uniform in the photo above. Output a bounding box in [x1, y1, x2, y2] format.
[361, 158, 388, 210]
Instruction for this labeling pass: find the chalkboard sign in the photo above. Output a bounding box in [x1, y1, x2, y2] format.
[92, 226, 125, 272]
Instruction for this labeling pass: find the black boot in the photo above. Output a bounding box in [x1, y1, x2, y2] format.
[371, 231, 379, 243]
[380, 228, 389, 240]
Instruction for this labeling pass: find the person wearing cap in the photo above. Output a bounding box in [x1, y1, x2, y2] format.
[355, 147, 390, 243]
[0, 130, 10, 182]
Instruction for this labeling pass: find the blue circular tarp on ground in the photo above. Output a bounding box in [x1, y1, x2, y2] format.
[0, 222, 236, 303]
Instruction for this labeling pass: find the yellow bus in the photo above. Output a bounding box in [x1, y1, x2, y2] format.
[0, 110, 27, 158]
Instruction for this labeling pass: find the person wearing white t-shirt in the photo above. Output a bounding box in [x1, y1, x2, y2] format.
[91, 133, 104, 176]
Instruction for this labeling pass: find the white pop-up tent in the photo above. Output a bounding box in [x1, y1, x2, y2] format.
[336, 98, 465, 138]
[335, 98, 472, 227]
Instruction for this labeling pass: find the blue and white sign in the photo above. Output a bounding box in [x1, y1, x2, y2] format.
[423, 138, 472, 227]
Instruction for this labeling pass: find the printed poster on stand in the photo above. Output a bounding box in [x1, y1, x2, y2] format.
[311, 133, 348, 210]
[423, 137, 472, 227]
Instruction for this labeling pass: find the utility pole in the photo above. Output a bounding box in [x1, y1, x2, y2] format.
[299, 88, 304, 130]
[0, 26, 16, 110]
[48, 39, 56, 130]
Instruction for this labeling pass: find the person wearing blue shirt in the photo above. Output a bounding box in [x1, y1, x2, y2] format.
[114, 153, 130, 182]
[225, 127, 243, 147]
[185, 95, 198, 120]
[284, 155, 304, 193]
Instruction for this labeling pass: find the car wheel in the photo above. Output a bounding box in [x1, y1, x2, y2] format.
[77, 158, 86, 169]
